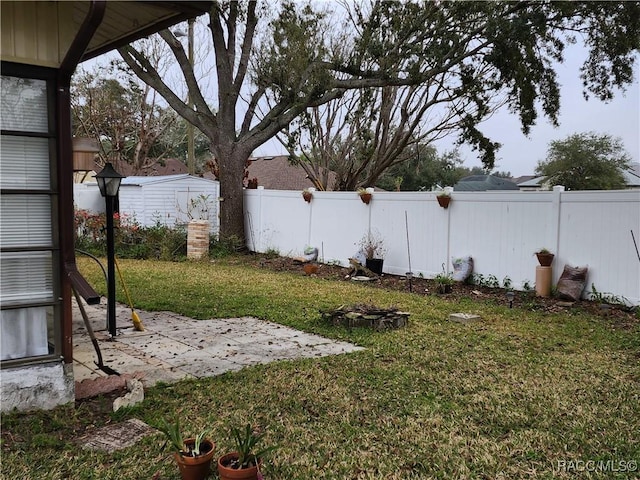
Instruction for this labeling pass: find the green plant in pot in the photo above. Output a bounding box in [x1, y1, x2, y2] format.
[217, 423, 277, 480]
[155, 417, 215, 480]
[357, 187, 374, 204]
[535, 247, 554, 267]
[434, 267, 455, 294]
[435, 187, 453, 208]
[358, 230, 387, 275]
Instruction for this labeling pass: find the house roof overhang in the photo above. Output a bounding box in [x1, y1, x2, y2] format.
[78, 1, 212, 62]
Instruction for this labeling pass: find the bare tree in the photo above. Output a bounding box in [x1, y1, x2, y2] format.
[72, 62, 182, 174]
[278, 76, 504, 191]
[117, 0, 640, 242]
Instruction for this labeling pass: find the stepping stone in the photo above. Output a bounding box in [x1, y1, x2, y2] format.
[449, 313, 481, 323]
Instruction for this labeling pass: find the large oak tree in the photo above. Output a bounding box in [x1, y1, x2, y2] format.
[118, 0, 640, 242]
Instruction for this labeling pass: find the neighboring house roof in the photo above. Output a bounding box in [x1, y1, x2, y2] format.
[75, 158, 190, 182]
[623, 163, 640, 187]
[246, 155, 337, 190]
[516, 176, 548, 189]
[511, 175, 538, 185]
[137, 158, 189, 176]
[453, 175, 520, 191]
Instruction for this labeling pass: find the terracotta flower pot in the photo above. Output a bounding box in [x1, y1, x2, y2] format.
[437, 195, 451, 208]
[303, 263, 318, 275]
[218, 452, 262, 480]
[174, 439, 215, 480]
[536, 252, 554, 267]
[359, 193, 372, 204]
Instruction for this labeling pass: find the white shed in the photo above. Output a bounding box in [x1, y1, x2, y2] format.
[74, 174, 220, 234]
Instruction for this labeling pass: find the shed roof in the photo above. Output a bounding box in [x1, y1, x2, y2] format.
[121, 174, 218, 186]
[82, 174, 218, 187]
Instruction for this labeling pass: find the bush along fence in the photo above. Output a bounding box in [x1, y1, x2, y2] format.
[75, 209, 188, 261]
[74, 210, 242, 261]
[244, 187, 640, 305]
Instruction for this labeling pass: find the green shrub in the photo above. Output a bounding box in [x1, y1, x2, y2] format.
[209, 235, 246, 258]
[74, 209, 187, 261]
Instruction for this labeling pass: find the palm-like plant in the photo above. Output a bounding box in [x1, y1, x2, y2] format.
[230, 424, 277, 469]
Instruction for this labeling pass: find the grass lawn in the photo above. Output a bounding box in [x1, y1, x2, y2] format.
[2, 256, 639, 479]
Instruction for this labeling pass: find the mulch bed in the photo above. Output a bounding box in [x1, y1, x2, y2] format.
[242, 254, 638, 329]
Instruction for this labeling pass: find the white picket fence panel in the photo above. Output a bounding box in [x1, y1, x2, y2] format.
[244, 187, 640, 305]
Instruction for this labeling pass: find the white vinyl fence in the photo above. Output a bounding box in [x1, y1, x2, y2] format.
[244, 187, 640, 305]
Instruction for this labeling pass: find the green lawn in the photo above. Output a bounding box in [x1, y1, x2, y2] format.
[2, 257, 638, 479]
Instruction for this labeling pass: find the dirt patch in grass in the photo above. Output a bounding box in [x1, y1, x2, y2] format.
[237, 253, 638, 328]
[1, 388, 126, 453]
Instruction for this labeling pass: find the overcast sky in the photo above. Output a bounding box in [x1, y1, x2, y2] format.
[432, 44, 640, 178]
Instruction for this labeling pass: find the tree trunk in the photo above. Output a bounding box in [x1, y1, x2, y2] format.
[217, 148, 249, 243]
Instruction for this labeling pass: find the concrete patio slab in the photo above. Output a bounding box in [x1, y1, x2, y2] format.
[72, 297, 364, 397]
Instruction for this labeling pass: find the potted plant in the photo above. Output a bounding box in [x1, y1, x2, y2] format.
[217, 423, 277, 480]
[357, 187, 374, 204]
[535, 248, 554, 267]
[434, 270, 454, 294]
[358, 230, 387, 275]
[155, 418, 215, 480]
[301, 187, 314, 203]
[436, 191, 451, 209]
[303, 263, 318, 275]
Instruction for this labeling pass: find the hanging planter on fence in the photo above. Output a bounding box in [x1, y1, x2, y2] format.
[302, 187, 315, 203]
[437, 194, 451, 209]
[358, 187, 374, 205]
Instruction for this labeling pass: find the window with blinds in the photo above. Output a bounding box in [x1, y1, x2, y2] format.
[0, 70, 60, 363]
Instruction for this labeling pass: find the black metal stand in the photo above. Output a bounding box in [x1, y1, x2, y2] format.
[105, 195, 117, 337]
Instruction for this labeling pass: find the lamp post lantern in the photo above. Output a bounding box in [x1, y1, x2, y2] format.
[95, 162, 124, 337]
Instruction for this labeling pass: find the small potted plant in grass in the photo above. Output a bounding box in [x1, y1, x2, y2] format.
[217, 424, 277, 480]
[357, 187, 374, 204]
[155, 418, 215, 480]
[535, 248, 554, 267]
[358, 230, 387, 275]
[434, 270, 455, 294]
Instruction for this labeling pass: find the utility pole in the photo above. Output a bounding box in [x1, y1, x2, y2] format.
[176, 20, 196, 175]
[187, 18, 195, 175]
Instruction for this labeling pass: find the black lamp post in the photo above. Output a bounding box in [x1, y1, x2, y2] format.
[95, 162, 124, 337]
